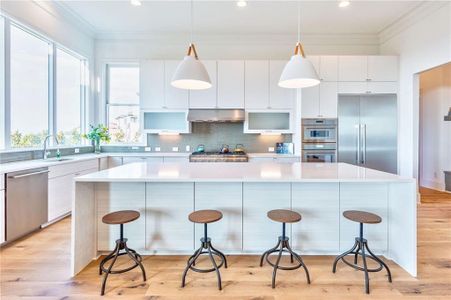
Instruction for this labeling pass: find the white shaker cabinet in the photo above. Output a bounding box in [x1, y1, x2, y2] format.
[189, 60, 217, 108]
[338, 56, 368, 81]
[319, 56, 339, 81]
[245, 60, 269, 109]
[338, 81, 397, 94]
[164, 60, 189, 109]
[269, 60, 295, 109]
[140, 60, 165, 109]
[301, 82, 337, 118]
[367, 56, 398, 82]
[217, 60, 245, 108]
[0, 177, 4, 244]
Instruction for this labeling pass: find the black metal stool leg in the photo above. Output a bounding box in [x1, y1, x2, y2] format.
[286, 243, 311, 284]
[361, 243, 370, 294]
[271, 245, 284, 288]
[354, 243, 361, 264]
[181, 244, 203, 287]
[125, 247, 147, 282]
[364, 242, 392, 282]
[332, 239, 358, 273]
[101, 244, 120, 296]
[260, 240, 281, 267]
[207, 244, 222, 290]
[210, 244, 228, 268]
[100, 243, 119, 275]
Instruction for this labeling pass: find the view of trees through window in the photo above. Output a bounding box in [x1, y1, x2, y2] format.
[10, 25, 49, 148]
[107, 65, 141, 144]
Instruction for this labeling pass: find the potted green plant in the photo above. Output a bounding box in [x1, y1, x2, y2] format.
[83, 124, 111, 154]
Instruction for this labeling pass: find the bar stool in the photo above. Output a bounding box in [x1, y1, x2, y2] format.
[260, 209, 311, 288]
[182, 210, 227, 290]
[332, 210, 392, 294]
[99, 210, 147, 296]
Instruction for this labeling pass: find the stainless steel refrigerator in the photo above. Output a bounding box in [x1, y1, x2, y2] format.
[338, 94, 397, 174]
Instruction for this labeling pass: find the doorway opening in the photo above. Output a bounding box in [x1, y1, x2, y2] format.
[418, 62, 451, 198]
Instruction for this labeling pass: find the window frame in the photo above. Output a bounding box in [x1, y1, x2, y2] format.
[104, 62, 146, 146]
[0, 16, 89, 150]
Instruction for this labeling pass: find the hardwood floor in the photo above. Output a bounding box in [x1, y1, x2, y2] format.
[1, 189, 450, 299]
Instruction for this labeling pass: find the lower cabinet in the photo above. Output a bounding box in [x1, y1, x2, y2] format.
[108, 157, 123, 168]
[243, 183, 291, 251]
[97, 183, 146, 251]
[339, 183, 388, 252]
[146, 182, 194, 252]
[48, 160, 99, 223]
[194, 182, 242, 251]
[291, 183, 339, 252]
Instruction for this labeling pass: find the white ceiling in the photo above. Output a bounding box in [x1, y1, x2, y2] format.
[55, 0, 423, 37]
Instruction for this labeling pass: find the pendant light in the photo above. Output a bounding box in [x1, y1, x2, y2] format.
[171, 0, 211, 90]
[279, 1, 320, 89]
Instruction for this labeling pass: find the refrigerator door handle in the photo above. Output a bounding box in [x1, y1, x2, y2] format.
[362, 124, 367, 164]
[355, 124, 360, 164]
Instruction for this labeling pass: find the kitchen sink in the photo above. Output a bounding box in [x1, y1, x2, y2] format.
[45, 158, 73, 162]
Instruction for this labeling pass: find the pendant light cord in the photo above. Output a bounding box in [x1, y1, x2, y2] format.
[190, 0, 194, 44]
[297, 1, 301, 43]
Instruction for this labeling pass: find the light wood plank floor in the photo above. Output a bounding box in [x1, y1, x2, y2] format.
[1, 189, 450, 299]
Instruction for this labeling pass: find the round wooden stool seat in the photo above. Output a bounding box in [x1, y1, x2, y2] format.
[102, 210, 140, 225]
[267, 209, 302, 223]
[343, 210, 381, 224]
[188, 210, 223, 224]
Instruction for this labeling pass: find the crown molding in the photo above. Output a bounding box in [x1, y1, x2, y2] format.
[39, 0, 97, 38]
[95, 31, 380, 46]
[378, 1, 449, 45]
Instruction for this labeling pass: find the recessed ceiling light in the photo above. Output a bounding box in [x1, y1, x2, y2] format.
[339, 1, 350, 8]
[130, 0, 142, 6]
[236, 1, 247, 8]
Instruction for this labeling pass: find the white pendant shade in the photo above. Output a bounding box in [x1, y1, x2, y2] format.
[279, 52, 320, 89]
[171, 45, 212, 90]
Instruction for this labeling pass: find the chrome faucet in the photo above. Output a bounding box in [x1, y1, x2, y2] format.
[43, 135, 60, 160]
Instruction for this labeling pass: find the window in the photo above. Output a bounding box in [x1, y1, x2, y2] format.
[106, 65, 141, 144]
[0, 18, 88, 150]
[56, 48, 85, 146]
[10, 25, 50, 148]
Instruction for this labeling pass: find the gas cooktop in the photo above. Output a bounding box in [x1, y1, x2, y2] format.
[189, 151, 248, 162]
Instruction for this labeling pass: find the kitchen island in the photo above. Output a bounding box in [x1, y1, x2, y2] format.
[71, 162, 417, 277]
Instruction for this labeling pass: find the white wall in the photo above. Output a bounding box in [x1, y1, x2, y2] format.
[419, 63, 451, 190]
[0, 0, 96, 124]
[379, 2, 451, 179]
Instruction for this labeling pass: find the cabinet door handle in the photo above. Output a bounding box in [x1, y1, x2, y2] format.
[8, 170, 49, 179]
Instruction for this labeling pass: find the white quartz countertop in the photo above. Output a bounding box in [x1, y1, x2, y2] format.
[0, 152, 300, 173]
[75, 162, 414, 183]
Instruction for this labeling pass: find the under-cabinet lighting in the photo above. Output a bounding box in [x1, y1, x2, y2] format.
[158, 132, 180, 136]
[260, 132, 282, 136]
[130, 0, 142, 7]
[236, 1, 247, 8]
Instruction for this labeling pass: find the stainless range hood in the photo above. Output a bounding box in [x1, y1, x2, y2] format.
[187, 109, 245, 122]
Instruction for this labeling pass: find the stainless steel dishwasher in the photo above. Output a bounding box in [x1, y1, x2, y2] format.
[6, 167, 48, 242]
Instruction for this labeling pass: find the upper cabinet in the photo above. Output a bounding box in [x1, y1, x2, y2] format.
[338, 56, 398, 82]
[189, 60, 217, 108]
[164, 60, 189, 109]
[217, 60, 245, 108]
[244, 60, 269, 109]
[308, 55, 338, 82]
[140, 60, 165, 109]
[269, 60, 295, 109]
[301, 82, 338, 118]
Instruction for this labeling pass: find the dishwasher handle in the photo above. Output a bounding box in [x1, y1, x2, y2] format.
[8, 170, 49, 179]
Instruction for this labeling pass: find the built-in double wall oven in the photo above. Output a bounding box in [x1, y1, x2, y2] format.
[302, 118, 337, 163]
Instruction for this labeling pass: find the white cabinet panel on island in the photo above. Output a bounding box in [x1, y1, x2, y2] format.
[217, 60, 244, 108]
[97, 183, 146, 251]
[292, 183, 339, 253]
[189, 60, 217, 108]
[146, 183, 194, 252]
[243, 183, 291, 251]
[0, 190, 4, 244]
[194, 183, 242, 251]
[339, 183, 388, 253]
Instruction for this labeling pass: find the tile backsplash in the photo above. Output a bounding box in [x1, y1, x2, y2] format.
[145, 122, 292, 153]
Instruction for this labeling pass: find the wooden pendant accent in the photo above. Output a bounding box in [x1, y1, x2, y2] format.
[186, 43, 199, 59]
[294, 42, 306, 58]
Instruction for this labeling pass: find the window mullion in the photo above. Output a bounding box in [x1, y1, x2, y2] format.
[4, 18, 11, 149]
[48, 43, 56, 146]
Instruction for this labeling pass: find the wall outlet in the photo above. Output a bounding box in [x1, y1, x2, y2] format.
[155, 147, 161, 152]
[144, 147, 151, 152]
[268, 147, 275, 152]
[74, 148, 80, 154]
[172, 147, 179, 152]
[185, 145, 191, 152]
